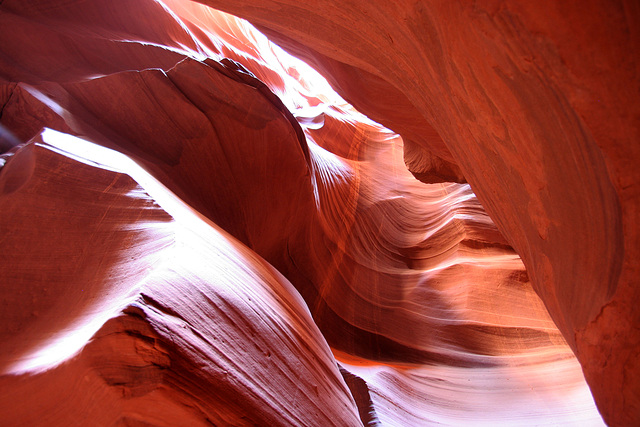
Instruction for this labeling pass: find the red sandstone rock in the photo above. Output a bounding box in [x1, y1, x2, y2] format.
[194, 1, 640, 425]
[0, 130, 361, 425]
[0, 0, 636, 425]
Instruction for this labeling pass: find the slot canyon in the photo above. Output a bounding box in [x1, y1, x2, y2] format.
[0, 0, 638, 425]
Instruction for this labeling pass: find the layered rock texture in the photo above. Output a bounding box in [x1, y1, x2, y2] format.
[0, 0, 637, 425]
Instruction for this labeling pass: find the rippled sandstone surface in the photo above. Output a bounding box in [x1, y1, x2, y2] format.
[0, 1, 637, 425]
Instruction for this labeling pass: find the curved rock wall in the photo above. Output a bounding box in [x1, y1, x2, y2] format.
[194, 1, 639, 424]
[0, 0, 636, 425]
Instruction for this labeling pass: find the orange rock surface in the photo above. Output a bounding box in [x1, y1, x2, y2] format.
[0, 0, 637, 425]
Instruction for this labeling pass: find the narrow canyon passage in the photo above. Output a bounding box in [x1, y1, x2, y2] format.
[1, 1, 637, 425]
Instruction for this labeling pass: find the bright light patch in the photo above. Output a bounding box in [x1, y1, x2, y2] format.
[6, 296, 139, 375]
[5, 129, 240, 374]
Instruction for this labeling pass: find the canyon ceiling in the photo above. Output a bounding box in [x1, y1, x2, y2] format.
[0, 0, 638, 426]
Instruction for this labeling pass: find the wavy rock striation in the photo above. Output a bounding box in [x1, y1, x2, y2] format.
[193, 1, 640, 425]
[0, 130, 361, 426]
[0, 0, 636, 425]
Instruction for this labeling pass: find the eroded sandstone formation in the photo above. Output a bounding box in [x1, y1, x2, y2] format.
[0, 0, 637, 425]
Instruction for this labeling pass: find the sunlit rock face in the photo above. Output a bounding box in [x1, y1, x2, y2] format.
[194, 1, 640, 425]
[0, 0, 635, 425]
